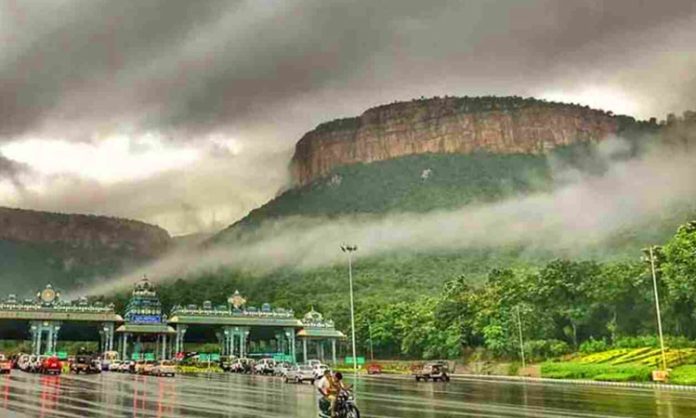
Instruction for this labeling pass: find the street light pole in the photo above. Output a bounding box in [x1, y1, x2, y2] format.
[648, 246, 668, 371]
[341, 245, 358, 377]
[367, 319, 374, 361]
[516, 306, 525, 369]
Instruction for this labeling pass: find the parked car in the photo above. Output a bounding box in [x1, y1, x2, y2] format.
[307, 359, 322, 368]
[312, 363, 329, 379]
[119, 361, 134, 373]
[412, 361, 450, 382]
[366, 363, 383, 375]
[135, 361, 156, 375]
[28, 356, 43, 373]
[71, 352, 101, 374]
[152, 360, 176, 377]
[101, 351, 119, 371]
[285, 364, 315, 384]
[108, 360, 123, 372]
[0, 354, 12, 374]
[231, 358, 253, 374]
[253, 358, 276, 375]
[273, 362, 292, 377]
[17, 354, 31, 372]
[39, 356, 62, 375]
[219, 355, 237, 372]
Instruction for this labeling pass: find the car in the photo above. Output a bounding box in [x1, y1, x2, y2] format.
[119, 361, 134, 373]
[71, 353, 101, 374]
[108, 360, 123, 372]
[307, 359, 322, 368]
[152, 360, 176, 377]
[312, 363, 329, 380]
[273, 362, 292, 377]
[29, 356, 43, 373]
[367, 363, 383, 375]
[39, 356, 62, 375]
[285, 364, 315, 384]
[17, 354, 31, 372]
[253, 358, 276, 375]
[412, 361, 450, 382]
[219, 355, 237, 372]
[101, 351, 119, 371]
[230, 358, 253, 374]
[135, 361, 156, 375]
[0, 354, 12, 374]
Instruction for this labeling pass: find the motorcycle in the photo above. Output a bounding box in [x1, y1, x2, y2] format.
[318, 389, 360, 418]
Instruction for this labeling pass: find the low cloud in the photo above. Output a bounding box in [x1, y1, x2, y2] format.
[80, 134, 696, 296]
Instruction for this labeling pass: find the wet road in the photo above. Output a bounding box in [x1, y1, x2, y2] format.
[1, 372, 696, 417]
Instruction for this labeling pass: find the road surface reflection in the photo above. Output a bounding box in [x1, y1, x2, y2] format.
[0, 372, 695, 417]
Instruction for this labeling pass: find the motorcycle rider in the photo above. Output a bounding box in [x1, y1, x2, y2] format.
[316, 369, 340, 417]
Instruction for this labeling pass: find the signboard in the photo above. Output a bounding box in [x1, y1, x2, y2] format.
[344, 356, 366, 365]
[131, 314, 161, 324]
[199, 354, 209, 361]
[210, 353, 220, 362]
[144, 353, 155, 361]
[57, 351, 68, 360]
[131, 353, 142, 360]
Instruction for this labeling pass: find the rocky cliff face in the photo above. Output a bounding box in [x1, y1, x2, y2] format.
[0, 207, 171, 258]
[291, 96, 633, 185]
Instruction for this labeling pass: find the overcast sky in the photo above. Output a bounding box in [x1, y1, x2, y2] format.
[1, 0, 695, 235]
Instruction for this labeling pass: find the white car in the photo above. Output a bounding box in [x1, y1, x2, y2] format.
[108, 360, 122, 372]
[152, 360, 176, 377]
[312, 363, 329, 379]
[253, 358, 276, 375]
[273, 362, 292, 377]
[285, 365, 315, 384]
[118, 361, 133, 373]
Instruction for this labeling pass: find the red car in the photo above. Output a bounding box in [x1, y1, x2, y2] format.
[40, 356, 62, 375]
[366, 363, 383, 375]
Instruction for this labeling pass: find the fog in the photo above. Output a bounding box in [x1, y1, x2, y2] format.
[80, 134, 696, 296]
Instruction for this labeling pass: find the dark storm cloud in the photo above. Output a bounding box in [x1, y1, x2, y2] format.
[2, 1, 696, 233]
[0, 152, 29, 189]
[2, 0, 695, 141]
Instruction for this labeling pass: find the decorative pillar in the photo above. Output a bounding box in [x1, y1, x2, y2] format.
[29, 323, 38, 356]
[332, 340, 337, 365]
[284, 328, 296, 362]
[102, 322, 114, 352]
[175, 325, 187, 354]
[231, 331, 236, 357]
[36, 326, 43, 356]
[162, 335, 167, 360]
[318, 341, 325, 362]
[303, 339, 307, 364]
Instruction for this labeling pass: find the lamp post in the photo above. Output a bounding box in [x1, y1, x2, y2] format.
[341, 244, 358, 377]
[645, 246, 668, 371]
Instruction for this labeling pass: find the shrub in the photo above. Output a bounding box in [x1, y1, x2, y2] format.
[579, 337, 608, 354]
[669, 365, 696, 385]
[524, 339, 571, 362]
[541, 362, 651, 382]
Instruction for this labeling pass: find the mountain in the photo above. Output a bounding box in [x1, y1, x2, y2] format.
[116, 97, 693, 334]
[0, 207, 171, 294]
[218, 96, 655, 234]
[290, 96, 643, 186]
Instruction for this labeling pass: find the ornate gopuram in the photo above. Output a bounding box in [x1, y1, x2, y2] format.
[168, 290, 302, 361]
[0, 284, 122, 355]
[297, 309, 346, 364]
[0, 282, 346, 364]
[115, 277, 175, 361]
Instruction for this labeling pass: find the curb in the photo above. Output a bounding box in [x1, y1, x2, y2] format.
[448, 374, 696, 391]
